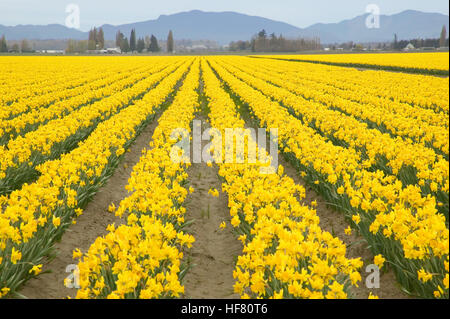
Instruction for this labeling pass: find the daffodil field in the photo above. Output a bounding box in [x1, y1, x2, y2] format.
[0, 53, 448, 299]
[254, 52, 450, 75]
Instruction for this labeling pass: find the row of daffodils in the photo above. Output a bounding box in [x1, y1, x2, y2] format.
[206, 57, 449, 299]
[0, 59, 186, 196]
[232, 58, 449, 154]
[72, 59, 200, 299]
[0, 63, 151, 144]
[0, 57, 193, 298]
[0, 57, 105, 115]
[213, 57, 449, 216]
[201, 59, 363, 299]
[254, 52, 450, 74]
[0, 57, 152, 120]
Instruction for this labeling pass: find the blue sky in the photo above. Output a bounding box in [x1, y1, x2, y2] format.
[1, 0, 448, 31]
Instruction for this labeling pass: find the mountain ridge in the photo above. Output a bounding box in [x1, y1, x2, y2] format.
[0, 9, 448, 45]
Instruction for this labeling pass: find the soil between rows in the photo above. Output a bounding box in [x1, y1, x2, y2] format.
[18, 110, 163, 299]
[183, 117, 243, 299]
[277, 155, 409, 299]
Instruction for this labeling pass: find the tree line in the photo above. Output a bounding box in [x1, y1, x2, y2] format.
[392, 25, 448, 50]
[1, 35, 9, 52]
[88, 27, 105, 50]
[115, 29, 157, 53]
[0, 35, 33, 53]
[115, 29, 175, 53]
[330, 25, 448, 51]
[65, 28, 175, 54]
[65, 27, 105, 53]
[229, 29, 321, 52]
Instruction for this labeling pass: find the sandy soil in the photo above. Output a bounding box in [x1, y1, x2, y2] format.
[278, 154, 409, 299]
[183, 117, 243, 299]
[18, 113, 163, 299]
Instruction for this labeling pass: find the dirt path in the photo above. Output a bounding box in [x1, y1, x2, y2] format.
[183, 117, 242, 299]
[277, 154, 409, 299]
[224, 81, 410, 299]
[18, 112, 163, 299]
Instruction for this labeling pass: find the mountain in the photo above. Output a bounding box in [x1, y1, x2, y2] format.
[302, 10, 449, 43]
[99, 10, 303, 44]
[0, 24, 85, 41]
[1, 10, 448, 45]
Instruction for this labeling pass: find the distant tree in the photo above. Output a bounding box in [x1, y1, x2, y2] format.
[258, 29, 267, 39]
[88, 27, 96, 42]
[116, 30, 124, 48]
[11, 43, 20, 52]
[20, 39, 32, 52]
[0, 35, 7, 52]
[243, 31, 319, 53]
[66, 39, 77, 53]
[130, 29, 137, 52]
[88, 27, 97, 50]
[440, 25, 447, 47]
[416, 38, 423, 48]
[241, 40, 251, 50]
[269, 33, 278, 51]
[342, 41, 354, 50]
[137, 38, 145, 53]
[121, 37, 130, 53]
[87, 40, 96, 50]
[229, 40, 251, 51]
[115, 31, 132, 52]
[250, 37, 256, 52]
[78, 40, 88, 53]
[66, 39, 88, 53]
[253, 29, 268, 51]
[145, 35, 151, 50]
[149, 35, 160, 52]
[97, 28, 105, 49]
[167, 30, 174, 53]
[393, 33, 398, 50]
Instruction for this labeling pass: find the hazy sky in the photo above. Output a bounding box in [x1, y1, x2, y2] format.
[1, 0, 449, 31]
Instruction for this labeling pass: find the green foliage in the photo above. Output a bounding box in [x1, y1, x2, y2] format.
[137, 38, 145, 53]
[130, 29, 137, 52]
[0, 35, 8, 52]
[167, 30, 174, 53]
[149, 35, 160, 52]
